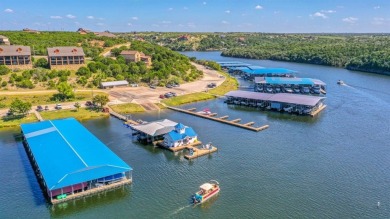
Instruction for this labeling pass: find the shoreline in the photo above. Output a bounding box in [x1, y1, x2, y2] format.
[0, 64, 238, 128]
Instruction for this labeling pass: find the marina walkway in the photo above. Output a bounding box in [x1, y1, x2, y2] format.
[167, 106, 269, 132]
[51, 179, 132, 204]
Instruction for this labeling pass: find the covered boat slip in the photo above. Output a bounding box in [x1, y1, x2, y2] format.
[130, 119, 177, 143]
[230, 67, 297, 79]
[225, 90, 326, 116]
[254, 77, 326, 95]
[20, 118, 132, 204]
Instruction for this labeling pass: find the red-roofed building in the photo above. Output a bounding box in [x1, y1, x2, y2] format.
[47, 47, 85, 70]
[0, 45, 32, 69]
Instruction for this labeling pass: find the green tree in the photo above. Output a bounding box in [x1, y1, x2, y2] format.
[56, 82, 74, 100]
[74, 102, 81, 111]
[76, 66, 91, 78]
[92, 94, 109, 108]
[34, 58, 49, 68]
[9, 98, 32, 116]
[0, 65, 10, 75]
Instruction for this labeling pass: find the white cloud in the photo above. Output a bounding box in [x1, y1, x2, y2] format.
[87, 16, 94, 19]
[50, 16, 62, 19]
[255, 5, 263, 10]
[187, 22, 196, 28]
[132, 17, 138, 20]
[225, 10, 231, 14]
[203, 2, 207, 5]
[127, 23, 132, 26]
[66, 14, 76, 19]
[372, 17, 386, 25]
[374, 6, 380, 9]
[4, 8, 13, 13]
[221, 20, 229, 24]
[342, 17, 358, 23]
[321, 10, 336, 13]
[311, 12, 327, 19]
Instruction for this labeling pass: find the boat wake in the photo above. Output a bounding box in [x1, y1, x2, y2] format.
[344, 84, 390, 109]
[169, 204, 192, 217]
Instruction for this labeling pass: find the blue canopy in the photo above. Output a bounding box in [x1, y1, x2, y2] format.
[21, 118, 132, 191]
[242, 68, 296, 75]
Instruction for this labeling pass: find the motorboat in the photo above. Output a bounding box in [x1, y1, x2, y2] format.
[256, 86, 264, 92]
[337, 80, 345, 85]
[197, 108, 212, 115]
[192, 180, 220, 204]
[293, 86, 300, 93]
[301, 86, 310, 94]
[266, 85, 273, 93]
[284, 86, 293, 93]
[275, 86, 281, 93]
[283, 106, 293, 113]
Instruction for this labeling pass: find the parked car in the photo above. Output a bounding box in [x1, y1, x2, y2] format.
[159, 94, 166, 99]
[45, 106, 49, 111]
[55, 104, 62, 110]
[85, 101, 93, 106]
[166, 84, 173, 88]
[130, 83, 138, 87]
[172, 83, 180, 87]
[36, 105, 43, 112]
[149, 85, 156, 89]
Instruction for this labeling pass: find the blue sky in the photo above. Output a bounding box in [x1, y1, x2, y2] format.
[1, 0, 389, 33]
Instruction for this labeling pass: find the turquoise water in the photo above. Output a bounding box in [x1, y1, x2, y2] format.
[1, 52, 390, 218]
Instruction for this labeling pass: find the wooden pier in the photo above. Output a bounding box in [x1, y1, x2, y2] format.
[310, 104, 327, 117]
[184, 146, 218, 160]
[156, 141, 202, 152]
[167, 107, 269, 132]
[51, 179, 132, 204]
[219, 115, 229, 120]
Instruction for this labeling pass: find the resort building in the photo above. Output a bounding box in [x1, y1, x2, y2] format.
[100, 80, 129, 89]
[163, 123, 198, 148]
[0, 45, 32, 70]
[225, 90, 326, 116]
[0, 35, 10, 45]
[77, 28, 91, 34]
[120, 50, 152, 67]
[47, 47, 85, 70]
[20, 118, 133, 204]
[94, 31, 116, 38]
[254, 77, 326, 95]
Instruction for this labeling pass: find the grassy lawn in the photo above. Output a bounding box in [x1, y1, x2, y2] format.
[162, 70, 238, 106]
[0, 114, 38, 128]
[208, 71, 238, 96]
[40, 108, 109, 121]
[162, 92, 214, 106]
[155, 103, 167, 109]
[0, 91, 107, 108]
[109, 103, 145, 114]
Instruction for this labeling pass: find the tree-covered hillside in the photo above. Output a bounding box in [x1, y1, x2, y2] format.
[129, 32, 390, 75]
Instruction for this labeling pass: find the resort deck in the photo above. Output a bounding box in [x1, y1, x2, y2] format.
[52, 179, 132, 204]
[156, 141, 202, 152]
[184, 146, 218, 160]
[167, 106, 269, 132]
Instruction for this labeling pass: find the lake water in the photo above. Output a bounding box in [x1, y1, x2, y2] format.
[1, 51, 390, 218]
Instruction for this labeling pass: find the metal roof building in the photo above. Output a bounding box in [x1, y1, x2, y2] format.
[254, 77, 326, 86]
[241, 68, 297, 75]
[131, 119, 177, 137]
[100, 80, 129, 88]
[21, 118, 132, 203]
[226, 90, 325, 107]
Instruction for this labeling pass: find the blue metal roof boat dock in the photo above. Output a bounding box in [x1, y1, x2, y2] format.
[254, 77, 327, 95]
[20, 118, 133, 204]
[225, 90, 326, 116]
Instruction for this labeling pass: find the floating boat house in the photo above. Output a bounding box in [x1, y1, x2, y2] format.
[163, 123, 198, 148]
[20, 118, 132, 204]
[238, 68, 297, 80]
[130, 119, 178, 143]
[254, 77, 326, 95]
[225, 90, 326, 116]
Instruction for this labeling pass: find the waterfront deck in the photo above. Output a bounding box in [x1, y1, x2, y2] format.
[156, 141, 202, 152]
[167, 106, 269, 132]
[310, 104, 327, 117]
[184, 146, 218, 160]
[52, 179, 132, 204]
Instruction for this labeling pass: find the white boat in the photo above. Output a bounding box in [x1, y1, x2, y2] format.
[197, 108, 212, 115]
[192, 180, 220, 204]
[337, 80, 345, 85]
